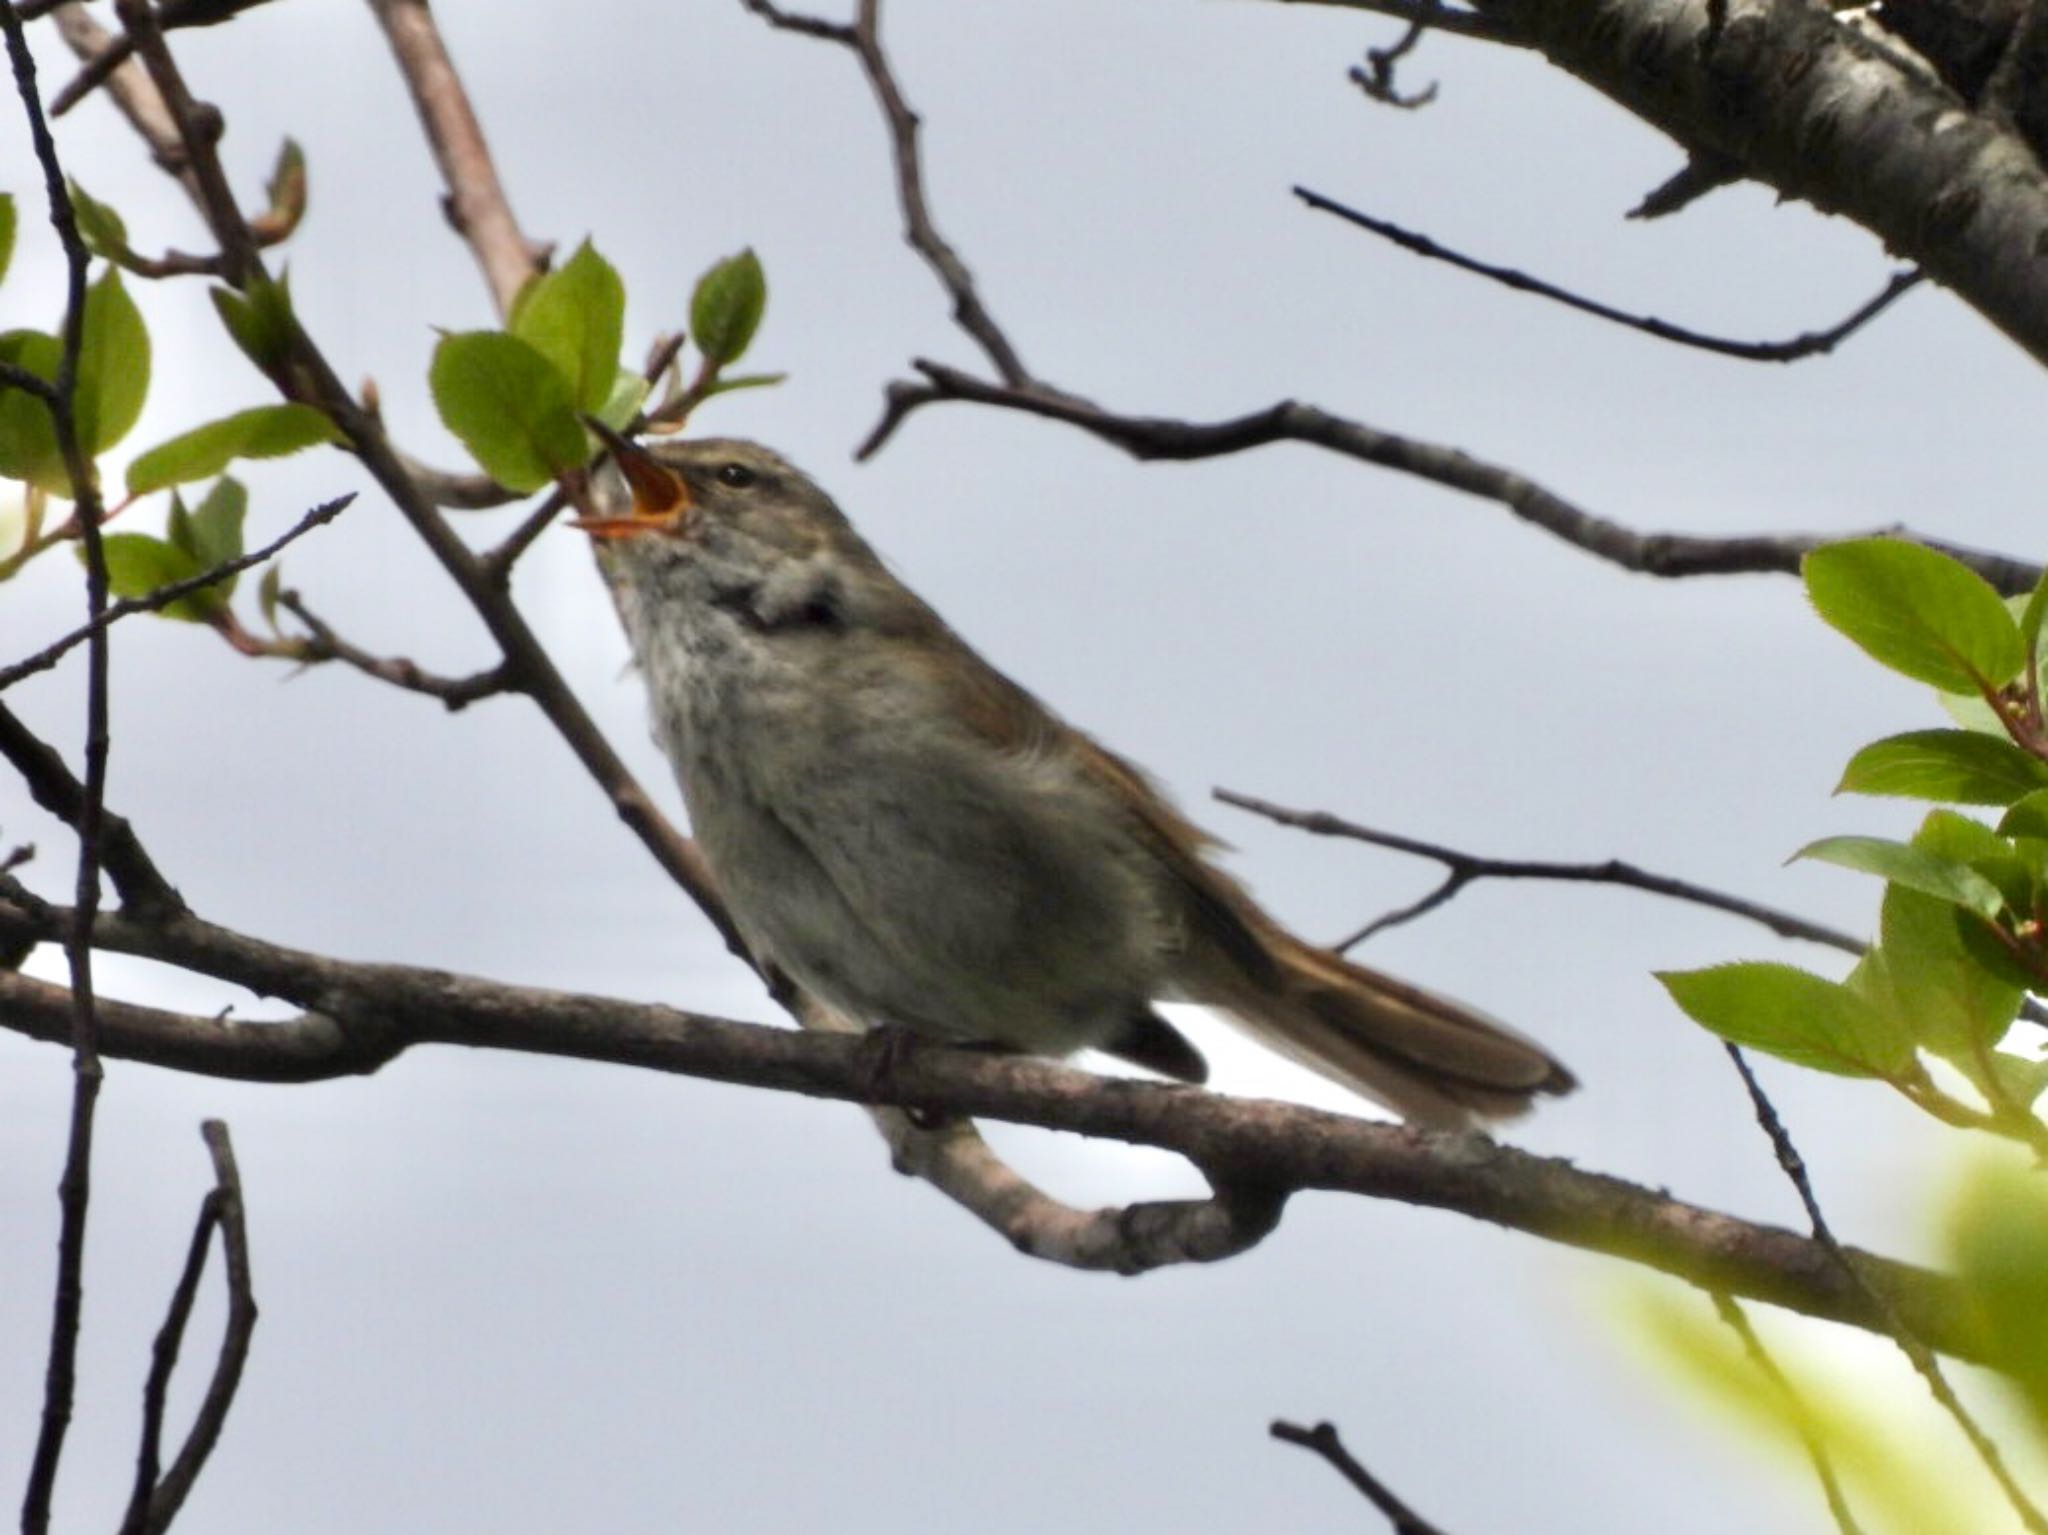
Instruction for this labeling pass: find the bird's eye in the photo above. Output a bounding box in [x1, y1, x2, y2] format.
[716, 463, 757, 489]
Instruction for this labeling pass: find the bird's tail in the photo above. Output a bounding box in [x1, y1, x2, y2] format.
[1188, 929, 1576, 1130]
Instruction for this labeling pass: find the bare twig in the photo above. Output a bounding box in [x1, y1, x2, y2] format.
[1265, 0, 1520, 46]
[869, 359, 2043, 593]
[1296, 187, 1926, 362]
[3, 3, 116, 1526]
[1628, 151, 1746, 219]
[1350, 20, 1438, 109]
[1709, 1293, 1867, 1535]
[134, 1120, 255, 1535]
[363, 0, 543, 317]
[1270, 1421, 1452, 1535]
[741, 0, 1034, 386]
[274, 591, 512, 711]
[1724, 1046, 2048, 1535]
[1212, 789, 1865, 954]
[0, 494, 355, 694]
[45, 6, 204, 207]
[47, 0, 279, 116]
[0, 702, 183, 917]
[120, 1182, 220, 1535]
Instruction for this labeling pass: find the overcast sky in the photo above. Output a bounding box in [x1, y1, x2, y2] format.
[3, 2, 2045, 1531]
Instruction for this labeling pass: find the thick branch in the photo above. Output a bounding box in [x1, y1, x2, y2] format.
[0, 923, 1985, 1362]
[1486, 0, 2048, 369]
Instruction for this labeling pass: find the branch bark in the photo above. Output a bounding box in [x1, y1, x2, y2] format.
[1489, 0, 2048, 368]
[0, 917, 1986, 1363]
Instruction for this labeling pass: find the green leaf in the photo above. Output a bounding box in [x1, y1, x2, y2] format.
[592, 368, 648, 433]
[257, 561, 283, 630]
[0, 194, 15, 287]
[67, 180, 132, 266]
[74, 266, 149, 460]
[165, 476, 247, 600]
[702, 370, 786, 399]
[126, 404, 339, 496]
[1836, 729, 2048, 806]
[1658, 962, 1910, 1078]
[1804, 538, 2025, 695]
[211, 271, 295, 376]
[2021, 574, 2048, 684]
[97, 531, 221, 622]
[428, 330, 587, 494]
[509, 239, 625, 413]
[1794, 833, 2008, 921]
[1946, 1160, 2048, 1434]
[1866, 817, 2025, 1071]
[1998, 788, 2048, 841]
[690, 248, 766, 365]
[0, 328, 64, 491]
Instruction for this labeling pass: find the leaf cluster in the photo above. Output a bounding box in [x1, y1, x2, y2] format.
[1661, 539, 2048, 1146]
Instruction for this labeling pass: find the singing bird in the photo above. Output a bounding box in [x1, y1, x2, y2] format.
[575, 433, 1575, 1128]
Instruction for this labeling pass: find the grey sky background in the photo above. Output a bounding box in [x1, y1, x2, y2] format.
[3, 2, 2044, 1530]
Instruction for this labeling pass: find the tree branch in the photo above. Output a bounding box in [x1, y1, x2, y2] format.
[362, 0, 544, 318]
[1271, 1420, 1452, 1535]
[1213, 788, 1866, 954]
[741, 0, 1035, 386]
[3, 6, 116, 1523]
[1295, 186, 1926, 362]
[1724, 1046, 2048, 1535]
[273, 590, 512, 711]
[1473, 0, 2048, 370]
[868, 360, 2043, 593]
[117, 1120, 257, 1535]
[0, 919, 1989, 1363]
[1709, 1293, 1868, 1535]
[0, 494, 354, 694]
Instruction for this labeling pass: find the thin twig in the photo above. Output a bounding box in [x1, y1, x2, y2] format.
[1271, 1421, 1452, 1535]
[1296, 187, 1925, 362]
[119, 1190, 220, 1535]
[1709, 1293, 1867, 1535]
[5, 2, 114, 1526]
[0, 494, 354, 693]
[868, 360, 2041, 593]
[47, 0, 279, 116]
[1264, 0, 1520, 45]
[1212, 789, 1865, 953]
[1350, 20, 1438, 109]
[1724, 1046, 2048, 1535]
[1216, 788, 2048, 1030]
[0, 701, 183, 917]
[1628, 151, 1746, 219]
[276, 591, 514, 711]
[136, 1120, 255, 1535]
[742, 0, 1034, 386]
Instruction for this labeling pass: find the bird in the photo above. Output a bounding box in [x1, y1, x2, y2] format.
[573, 432, 1576, 1129]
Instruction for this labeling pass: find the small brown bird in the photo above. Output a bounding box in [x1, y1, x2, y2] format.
[576, 435, 1575, 1128]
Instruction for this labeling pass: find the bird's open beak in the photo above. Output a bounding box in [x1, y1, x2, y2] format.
[570, 418, 692, 539]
